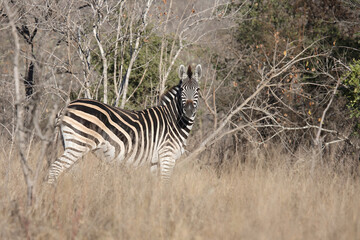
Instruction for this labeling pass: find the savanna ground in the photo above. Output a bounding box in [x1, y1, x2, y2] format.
[1, 140, 360, 240]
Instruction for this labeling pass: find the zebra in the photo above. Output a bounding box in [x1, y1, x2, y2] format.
[48, 64, 202, 183]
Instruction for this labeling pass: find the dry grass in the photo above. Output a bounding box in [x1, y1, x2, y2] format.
[1, 143, 360, 240]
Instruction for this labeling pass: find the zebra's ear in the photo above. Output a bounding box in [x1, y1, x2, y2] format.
[195, 64, 202, 81]
[179, 65, 186, 79]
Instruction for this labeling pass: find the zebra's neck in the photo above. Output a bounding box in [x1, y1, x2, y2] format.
[160, 84, 194, 141]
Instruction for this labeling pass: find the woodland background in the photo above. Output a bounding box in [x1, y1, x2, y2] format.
[1, 0, 360, 239]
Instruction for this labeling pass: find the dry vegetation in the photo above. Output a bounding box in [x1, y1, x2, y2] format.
[1, 141, 360, 240]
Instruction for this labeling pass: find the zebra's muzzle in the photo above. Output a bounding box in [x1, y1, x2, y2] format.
[184, 100, 195, 118]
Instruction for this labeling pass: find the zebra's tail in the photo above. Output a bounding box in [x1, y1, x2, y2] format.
[47, 102, 71, 184]
[53, 106, 66, 150]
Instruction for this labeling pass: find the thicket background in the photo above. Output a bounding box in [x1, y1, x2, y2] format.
[1, 0, 360, 239]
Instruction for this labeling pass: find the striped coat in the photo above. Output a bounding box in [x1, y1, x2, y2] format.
[48, 64, 202, 183]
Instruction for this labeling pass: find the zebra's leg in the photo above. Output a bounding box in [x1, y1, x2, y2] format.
[150, 163, 159, 175]
[159, 150, 176, 181]
[48, 147, 89, 184]
[150, 151, 159, 175]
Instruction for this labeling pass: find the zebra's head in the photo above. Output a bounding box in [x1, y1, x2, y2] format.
[178, 64, 202, 119]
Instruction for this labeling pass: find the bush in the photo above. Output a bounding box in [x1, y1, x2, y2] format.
[343, 60, 360, 118]
[341, 59, 360, 134]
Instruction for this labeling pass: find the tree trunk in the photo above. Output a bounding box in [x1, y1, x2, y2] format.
[93, 24, 108, 104]
[4, 1, 33, 206]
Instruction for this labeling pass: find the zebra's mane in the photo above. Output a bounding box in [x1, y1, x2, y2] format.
[187, 65, 192, 79]
[159, 83, 181, 107]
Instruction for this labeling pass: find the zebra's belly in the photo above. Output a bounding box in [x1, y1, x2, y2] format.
[92, 141, 155, 166]
[90, 141, 185, 170]
[92, 141, 124, 162]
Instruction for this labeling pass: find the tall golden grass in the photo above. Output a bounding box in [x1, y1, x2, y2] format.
[1, 142, 360, 240]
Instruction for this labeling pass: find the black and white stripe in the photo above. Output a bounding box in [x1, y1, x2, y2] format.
[48, 64, 202, 183]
